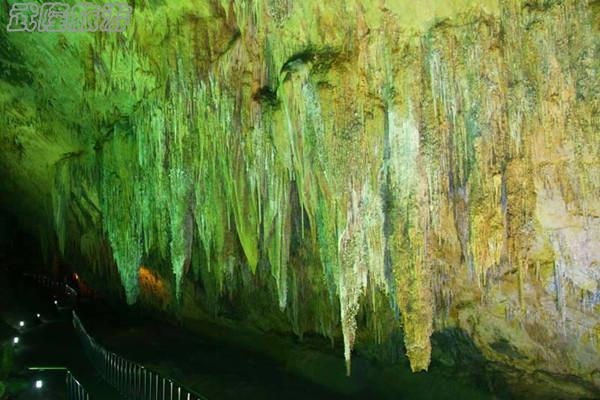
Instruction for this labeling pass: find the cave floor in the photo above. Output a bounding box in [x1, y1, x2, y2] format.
[76, 301, 498, 400]
[1, 267, 499, 399]
[77, 302, 350, 400]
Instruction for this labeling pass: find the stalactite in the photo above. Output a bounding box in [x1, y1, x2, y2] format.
[169, 167, 192, 301]
[3, 0, 597, 386]
[263, 166, 292, 310]
[52, 161, 70, 256]
[339, 183, 387, 374]
[100, 123, 143, 304]
[386, 104, 434, 372]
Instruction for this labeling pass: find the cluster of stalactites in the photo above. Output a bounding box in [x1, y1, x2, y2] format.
[45, 0, 599, 374]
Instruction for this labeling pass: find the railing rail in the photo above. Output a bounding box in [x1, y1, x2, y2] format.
[23, 272, 78, 298]
[24, 272, 207, 400]
[22, 273, 89, 397]
[66, 369, 91, 400]
[28, 367, 89, 400]
[73, 312, 208, 400]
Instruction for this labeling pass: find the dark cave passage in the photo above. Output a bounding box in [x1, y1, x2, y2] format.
[0, 225, 503, 399]
[0, 266, 501, 400]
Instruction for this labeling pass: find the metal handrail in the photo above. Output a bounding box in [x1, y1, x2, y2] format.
[73, 312, 208, 400]
[24, 272, 207, 400]
[22, 273, 89, 398]
[28, 367, 90, 400]
[66, 370, 91, 400]
[23, 272, 77, 298]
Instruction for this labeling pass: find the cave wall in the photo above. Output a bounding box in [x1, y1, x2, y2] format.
[1, 0, 599, 397]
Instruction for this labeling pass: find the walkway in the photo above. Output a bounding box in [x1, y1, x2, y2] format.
[2, 266, 496, 400]
[78, 301, 345, 400]
[0, 272, 124, 399]
[77, 301, 494, 400]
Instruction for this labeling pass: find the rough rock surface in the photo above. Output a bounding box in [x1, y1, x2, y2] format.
[0, 1, 599, 398]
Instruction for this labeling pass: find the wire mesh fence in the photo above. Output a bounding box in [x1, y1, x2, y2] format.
[73, 311, 207, 400]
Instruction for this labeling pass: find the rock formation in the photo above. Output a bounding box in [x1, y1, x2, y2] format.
[0, 0, 599, 397]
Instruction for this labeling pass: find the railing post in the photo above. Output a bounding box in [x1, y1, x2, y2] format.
[134, 365, 138, 396]
[118, 356, 122, 393]
[71, 309, 205, 400]
[104, 351, 108, 380]
[134, 362, 139, 398]
[108, 353, 112, 384]
[111, 353, 116, 385]
[125, 359, 129, 395]
[120, 357, 124, 392]
[114, 354, 118, 387]
[139, 365, 143, 397]
[122, 358, 127, 394]
[156, 374, 159, 400]
[147, 370, 152, 400]
[107, 353, 111, 384]
[120, 357, 125, 393]
[115, 355, 119, 391]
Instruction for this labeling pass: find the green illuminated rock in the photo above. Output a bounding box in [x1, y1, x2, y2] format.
[0, 0, 599, 397]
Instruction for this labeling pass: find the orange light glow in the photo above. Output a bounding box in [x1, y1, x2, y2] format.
[138, 265, 168, 301]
